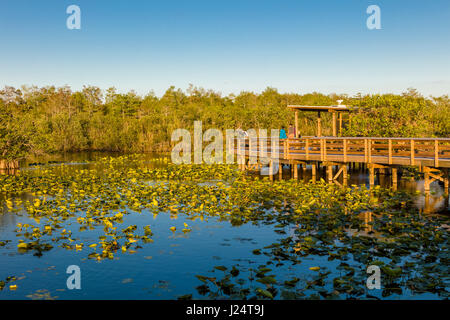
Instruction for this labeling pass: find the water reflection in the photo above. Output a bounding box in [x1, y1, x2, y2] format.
[274, 163, 449, 215]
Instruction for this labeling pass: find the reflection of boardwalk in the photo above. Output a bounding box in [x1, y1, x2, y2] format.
[423, 193, 450, 214]
[235, 137, 450, 193]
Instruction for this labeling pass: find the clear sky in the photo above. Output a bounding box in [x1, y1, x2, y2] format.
[0, 0, 449, 96]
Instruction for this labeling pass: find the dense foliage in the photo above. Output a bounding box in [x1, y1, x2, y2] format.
[0, 85, 448, 159]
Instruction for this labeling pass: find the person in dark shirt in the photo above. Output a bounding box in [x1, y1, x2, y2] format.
[288, 123, 296, 138]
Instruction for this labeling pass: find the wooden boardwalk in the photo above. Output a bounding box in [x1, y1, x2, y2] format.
[234, 136, 450, 192]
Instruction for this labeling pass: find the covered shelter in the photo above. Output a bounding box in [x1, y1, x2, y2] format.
[287, 105, 351, 137]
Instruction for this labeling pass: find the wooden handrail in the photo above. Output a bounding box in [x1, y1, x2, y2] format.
[232, 136, 450, 168]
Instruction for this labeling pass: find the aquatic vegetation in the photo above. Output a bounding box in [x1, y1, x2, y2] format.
[187, 185, 449, 300]
[0, 155, 448, 299]
[0, 276, 17, 291]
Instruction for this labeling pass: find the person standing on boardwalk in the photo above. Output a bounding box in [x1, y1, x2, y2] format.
[279, 126, 287, 139]
[288, 123, 296, 138]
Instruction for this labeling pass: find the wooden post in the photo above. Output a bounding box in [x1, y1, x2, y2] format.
[343, 165, 348, 186]
[369, 165, 375, 186]
[392, 167, 398, 191]
[424, 192, 431, 213]
[434, 140, 439, 167]
[327, 165, 333, 183]
[332, 112, 337, 137]
[339, 112, 343, 136]
[317, 112, 322, 137]
[343, 139, 347, 162]
[368, 139, 372, 163]
[410, 139, 415, 166]
[295, 110, 299, 138]
[312, 163, 316, 183]
[320, 139, 324, 161]
[323, 138, 327, 161]
[305, 139, 310, 160]
[293, 162, 298, 179]
[279, 162, 283, 180]
[286, 139, 290, 159]
[364, 139, 368, 163]
[424, 170, 430, 192]
[388, 139, 392, 165]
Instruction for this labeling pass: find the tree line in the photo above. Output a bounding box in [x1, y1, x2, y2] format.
[0, 85, 448, 160]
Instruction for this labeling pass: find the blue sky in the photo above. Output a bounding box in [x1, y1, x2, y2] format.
[0, 0, 449, 96]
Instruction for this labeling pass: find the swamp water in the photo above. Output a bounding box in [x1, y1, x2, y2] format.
[0, 153, 448, 300]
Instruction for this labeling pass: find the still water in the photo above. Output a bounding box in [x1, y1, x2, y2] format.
[0, 152, 448, 300]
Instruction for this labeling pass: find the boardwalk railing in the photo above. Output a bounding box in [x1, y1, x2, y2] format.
[234, 137, 450, 168]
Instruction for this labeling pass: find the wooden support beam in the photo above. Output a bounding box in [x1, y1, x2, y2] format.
[424, 171, 430, 192]
[369, 166, 375, 186]
[312, 163, 317, 183]
[343, 165, 348, 186]
[279, 162, 283, 180]
[239, 159, 245, 171]
[327, 165, 333, 183]
[339, 112, 343, 136]
[293, 163, 298, 179]
[392, 167, 398, 188]
[368, 163, 390, 169]
[410, 139, 415, 166]
[333, 166, 343, 181]
[423, 167, 447, 192]
[295, 110, 299, 138]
